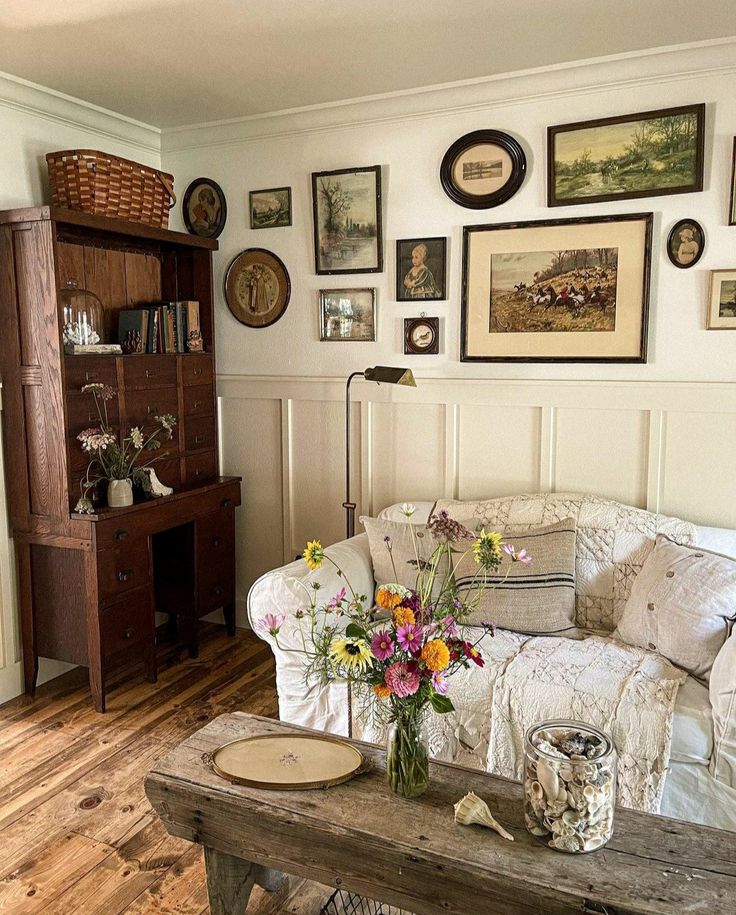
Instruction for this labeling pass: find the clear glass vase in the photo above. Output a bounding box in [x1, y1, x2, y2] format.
[60, 280, 105, 350]
[386, 707, 429, 798]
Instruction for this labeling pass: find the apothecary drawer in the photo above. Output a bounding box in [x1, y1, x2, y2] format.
[183, 450, 218, 485]
[153, 457, 182, 490]
[184, 414, 216, 452]
[98, 537, 150, 603]
[65, 356, 118, 391]
[101, 588, 153, 659]
[125, 387, 179, 428]
[66, 392, 119, 436]
[196, 509, 234, 564]
[198, 567, 235, 614]
[183, 384, 214, 417]
[181, 354, 213, 386]
[123, 355, 177, 390]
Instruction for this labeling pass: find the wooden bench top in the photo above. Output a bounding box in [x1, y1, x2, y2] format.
[145, 712, 736, 915]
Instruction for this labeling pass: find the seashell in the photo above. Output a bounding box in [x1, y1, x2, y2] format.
[536, 758, 561, 801]
[529, 781, 544, 803]
[562, 809, 583, 829]
[524, 811, 548, 836]
[453, 792, 514, 841]
[583, 834, 607, 851]
[536, 739, 567, 759]
[549, 835, 581, 853]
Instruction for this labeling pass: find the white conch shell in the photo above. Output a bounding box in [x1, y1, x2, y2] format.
[453, 792, 514, 841]
[536, 758, 562, 801]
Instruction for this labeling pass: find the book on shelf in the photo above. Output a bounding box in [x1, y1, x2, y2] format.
[116, 301, 201, 355]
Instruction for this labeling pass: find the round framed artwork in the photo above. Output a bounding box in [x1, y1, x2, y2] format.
[182, 177, 227, 239]
[224, 248, 291, 328]
[666, 218, 705, 269]
[440, 130, 527, 209]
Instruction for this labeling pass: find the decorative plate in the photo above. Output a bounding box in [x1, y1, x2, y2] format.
[211, 733, 365, 790]
[224, 248, 291, 328]
[182, 177, 227, 238]
[440, 130, 526, 209]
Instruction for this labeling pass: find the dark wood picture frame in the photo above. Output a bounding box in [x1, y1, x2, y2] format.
[224, 248, 291, 329]
[404, 316, 439, 355]
[547, 103, 706, 207]
[249, 186, 292, 229]
[667, 218, 705, 269]
[729, 138, 736, 226]
[182, 177, 227, 239]
[440, 130, 526, 209]
[461, 213, 653, 364]
[319, 288, 377, 341]
[396, 237, 447, 301]
[311, 165, 383, 275]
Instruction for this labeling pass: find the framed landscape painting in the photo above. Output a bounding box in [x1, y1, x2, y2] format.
[461, 213, 653, 363]
[312, 166, 383, 274]
[706, 270, 736, 330]
[249, 187, 291, 228]
[319, 288, 377, 341]
[548, 104, 705, 206]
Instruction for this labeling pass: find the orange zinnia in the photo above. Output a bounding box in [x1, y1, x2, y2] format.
[392, 607, 416, 628]
[376, 587, 403, 611]
[373, 683, 391, 699]
[421, 639, 450, 672]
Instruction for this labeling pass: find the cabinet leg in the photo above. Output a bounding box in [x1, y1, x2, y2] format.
[223, 603, 236, 636]
[90, 668, 106, 713]
[17, 542, 38, 696]
[183, 616, 199, 659]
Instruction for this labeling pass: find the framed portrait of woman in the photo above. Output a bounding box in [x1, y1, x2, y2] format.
[182, 177, 227, 239]
[396, 237, 447, 302]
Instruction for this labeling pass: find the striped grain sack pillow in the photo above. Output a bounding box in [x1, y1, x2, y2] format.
[453, 519, 577, 634]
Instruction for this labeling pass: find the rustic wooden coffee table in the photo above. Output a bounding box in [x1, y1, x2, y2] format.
[146, 712, 736, 915]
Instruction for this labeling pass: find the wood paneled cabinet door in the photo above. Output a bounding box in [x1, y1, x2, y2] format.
[0, 206, 241, 711]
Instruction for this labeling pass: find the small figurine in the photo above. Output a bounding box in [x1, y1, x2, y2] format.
[187, 328, 204, 353]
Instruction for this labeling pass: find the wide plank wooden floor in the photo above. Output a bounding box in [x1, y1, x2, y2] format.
[0, 625, 337, 914]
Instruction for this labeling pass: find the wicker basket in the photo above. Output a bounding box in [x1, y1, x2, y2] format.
[46, 149, 176, 229]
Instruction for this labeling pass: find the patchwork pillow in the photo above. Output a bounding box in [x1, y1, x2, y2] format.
[453, 519, 577, 634]
[614, 535, 736, 681]
[360, 516, 448, 596]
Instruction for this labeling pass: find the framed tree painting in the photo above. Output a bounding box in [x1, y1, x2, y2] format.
[548, 104, 705, 207]
[461, 213, 653, 363]
[312, 166, 383, 274]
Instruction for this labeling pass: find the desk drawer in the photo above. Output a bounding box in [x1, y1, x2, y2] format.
[65, 356, 118, 390]
[198, 561, 235, 614]
[66, 393, 120, 436]
[196, 509, 234, 563]
[184, 415, 216, 453]
[181, 354, 213, 386]
[183, 451, 218, 484]
[101, 588, 153, 658]
[153, 457, 182, 490]
[98, 538, 150, 603]
[125, 387, 178, 428]
[123, 355, 177, 390]
[183, 384, 214, 418]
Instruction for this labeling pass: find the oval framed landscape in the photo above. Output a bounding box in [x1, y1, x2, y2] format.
[224, 248, 291, 328]
[440, 130, 527, 209]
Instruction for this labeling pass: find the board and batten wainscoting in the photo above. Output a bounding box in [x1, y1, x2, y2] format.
[219, 375, 736, 627]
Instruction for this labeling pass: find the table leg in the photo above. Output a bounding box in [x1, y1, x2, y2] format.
[203, 847, 286, 915]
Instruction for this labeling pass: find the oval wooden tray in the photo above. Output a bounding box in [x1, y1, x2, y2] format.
[211, 733, 364, 790]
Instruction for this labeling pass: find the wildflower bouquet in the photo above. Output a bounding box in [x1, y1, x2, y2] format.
[74, 383, 177, 513]
[260, 504, 530, 798]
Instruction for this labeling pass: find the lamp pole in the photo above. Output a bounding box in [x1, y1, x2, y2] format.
[343, 370, 364, 540]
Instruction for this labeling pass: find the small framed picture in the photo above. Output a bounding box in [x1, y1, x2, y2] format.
[319, 289, 376, 341]
[249, 187, 292, 229]
[729, 139, 736, 226]
[706, 270, 736, 330]
[312, 166, 383, 274]
[404, 316, 439, 355]
[396, 238, 446, 302]
[667, 219, 705, 269]
[440, 130, 526, 209]
[182, 177, 227, 238]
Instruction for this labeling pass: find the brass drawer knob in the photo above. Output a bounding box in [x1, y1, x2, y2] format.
[220, 498, 231, 508]
[117, 569, 132, 582]
[122, 627, 135, 640]
[85, 371, 99, 381]
[193, 400, 203, 409]
[194, 435, 205, 444]
[193, 367, 203, 376]
[212, 536, 222, 547]
[145, 369, 154, 378]
[114, 529, 128, 540]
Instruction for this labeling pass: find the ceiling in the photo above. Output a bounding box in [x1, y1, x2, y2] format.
[1, 0, 735, 128]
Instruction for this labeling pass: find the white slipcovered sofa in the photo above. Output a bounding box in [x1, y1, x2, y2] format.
[248, 493, 736, 831]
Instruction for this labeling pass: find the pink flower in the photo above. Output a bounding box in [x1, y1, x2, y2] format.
[257, 612, 285, 637]
[327, 587, 347, 610]
[396, 623, 423, 655]
[371, 630, 394, 660]
[385, 661, 420, 697]
[461, 640, 485, 667]
[440, 614, 459, 638]
[504, 544, 532, 565]
[431, 671, 449, 694]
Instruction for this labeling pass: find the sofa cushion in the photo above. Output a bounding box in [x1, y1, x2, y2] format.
[614, 535, 736, 681]
[671, 676, 713, 765]
[453, 519, 577, 634]
[360, 515, 449, 596]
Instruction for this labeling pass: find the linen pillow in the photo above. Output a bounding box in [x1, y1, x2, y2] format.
[614, 535, 736, 681]
[360, 516, 448, 596]
[452, 519, 577, 634]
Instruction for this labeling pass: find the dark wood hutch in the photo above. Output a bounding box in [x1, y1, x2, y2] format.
[0, 206, 241, 711]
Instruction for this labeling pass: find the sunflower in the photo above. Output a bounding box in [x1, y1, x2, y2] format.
[329, 638, 373, 672]
[473, 529, 503, 570]
[303, 539, 325, 570]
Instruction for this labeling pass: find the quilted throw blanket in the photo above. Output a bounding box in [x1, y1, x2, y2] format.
[486, 635, 687, 813]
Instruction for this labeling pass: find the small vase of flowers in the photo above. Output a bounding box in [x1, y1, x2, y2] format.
[74, 383, 176, 513]
[259, 504, 531, 799]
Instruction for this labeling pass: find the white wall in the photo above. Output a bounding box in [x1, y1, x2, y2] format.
[161, 42, 736, 623]
[0, 71, 161, 702]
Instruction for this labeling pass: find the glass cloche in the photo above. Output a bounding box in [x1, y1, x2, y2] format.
[60, 280, 105, 351]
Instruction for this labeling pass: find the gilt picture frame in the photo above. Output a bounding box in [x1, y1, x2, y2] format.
[461, 213, 653, 363]
[706, 270, 736, 330]
[548, 104, 705, 207]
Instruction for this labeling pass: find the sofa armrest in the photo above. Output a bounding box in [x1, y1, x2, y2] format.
[710, 632, 736, 789]
[246, 533, 374, 736]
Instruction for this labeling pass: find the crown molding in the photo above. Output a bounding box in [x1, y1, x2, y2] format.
[162, 38, 736, 153]
[0, 69, 161, 155]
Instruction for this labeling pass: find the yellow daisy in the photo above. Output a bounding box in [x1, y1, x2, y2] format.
[329, 638, 373, 672]
[303, 539, 324, 570]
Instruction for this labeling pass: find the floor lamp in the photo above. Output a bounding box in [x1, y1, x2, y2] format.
[343, 366, 416, 540]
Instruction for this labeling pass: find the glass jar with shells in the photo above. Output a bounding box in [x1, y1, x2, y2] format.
[524, 720, 616, 854]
